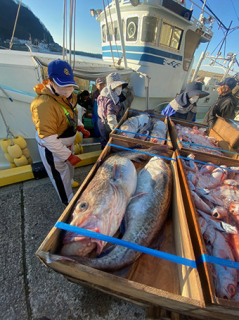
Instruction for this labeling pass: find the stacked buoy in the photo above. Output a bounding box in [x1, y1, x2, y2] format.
[0, 136, 32, 168]
[74, 131, 84, 155]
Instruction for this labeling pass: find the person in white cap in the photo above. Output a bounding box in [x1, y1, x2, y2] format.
[30, 59, 90, 205]
[97, 72, 128, 149]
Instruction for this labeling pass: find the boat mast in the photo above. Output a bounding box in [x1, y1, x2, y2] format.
[9, 0, 22, 50]
[114, 0, 128, 69]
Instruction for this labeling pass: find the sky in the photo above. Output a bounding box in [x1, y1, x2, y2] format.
[19, 0, 239, 74]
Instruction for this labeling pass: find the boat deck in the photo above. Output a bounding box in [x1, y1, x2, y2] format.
[1, 164, 199, 320]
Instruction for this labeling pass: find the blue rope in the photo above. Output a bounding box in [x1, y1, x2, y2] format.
[114, 128, 171, 141]
[197, 254, 239, 270]
[176, 140, 239, 156]
[55, 221, 197, 268]
[177, 155, 239, 174]
[130, 109, 166, 119]
[107, 143, 176, 161]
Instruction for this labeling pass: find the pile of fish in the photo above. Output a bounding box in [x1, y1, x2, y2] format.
[175, 124, 224, 156]
[182, 154, 239, 300]
[59, 145, 172, 272]
[119, 113, 167, 144]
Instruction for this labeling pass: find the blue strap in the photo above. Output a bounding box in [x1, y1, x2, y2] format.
[177, 155, 239, 174]
[107, 143, 176, 162]
[55, 221, 197, 268]
[197, 254, 239, 270]
[176, 140, 239, 156]
[114, 128, 171, 142]
[130, 109, 166, 119]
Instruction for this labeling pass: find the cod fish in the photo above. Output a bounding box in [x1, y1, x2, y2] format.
[61, 155, 172, 271]
[119, 114, 150, 138]
[61, 145, 167, 258]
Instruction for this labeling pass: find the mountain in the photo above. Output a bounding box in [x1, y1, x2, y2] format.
[0, 0, 54, 43]
[0, 0, 102, 58]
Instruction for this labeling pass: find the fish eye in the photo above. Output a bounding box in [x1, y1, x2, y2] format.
[228, 284, 236, 296]
[77, 201, 88, 211]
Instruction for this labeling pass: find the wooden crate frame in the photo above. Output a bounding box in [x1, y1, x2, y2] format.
[169, 118, 239, 162]
[36, 138, 206, 317]
[176, 149, 239, 317]
[110, 109, 173, 149]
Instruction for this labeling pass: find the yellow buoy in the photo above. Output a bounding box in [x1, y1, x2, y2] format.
[14, 155, 28, 167]
[13, 136, 27, 149]
[8, 144, 22, 158]
[27, 157, 33, 164]
[0, 138, 12, 153]
[75, 131, 82, 144]
[74, 143, 80, 155]
[4, 152, 14, 163]
[79, 145, 84, 154]
[22, 147, 31, 159]
[10, 162, 17, 168]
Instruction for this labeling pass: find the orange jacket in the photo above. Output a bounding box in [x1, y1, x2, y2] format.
[30, 80, 78, 139]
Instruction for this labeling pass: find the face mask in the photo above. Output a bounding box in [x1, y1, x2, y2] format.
[53, 82, 74, 98]
[189, 95, 199, 104]
[114, 86, 122, 96]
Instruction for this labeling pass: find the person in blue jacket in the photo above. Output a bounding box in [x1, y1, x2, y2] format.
[161, 81, 209, 122]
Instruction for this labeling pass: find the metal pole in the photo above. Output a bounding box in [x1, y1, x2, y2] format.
[9, 0, 22, 50]
[115, 0, 128, 69]
[145, 76, 150, 110]
[191, 49, 208, 81]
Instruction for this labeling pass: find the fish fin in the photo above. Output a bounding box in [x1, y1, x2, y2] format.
[130, 192, 147, 201]
[97, 245, 116, 258]
[46, 251, 77, 264]
[110, 264, 134, 278]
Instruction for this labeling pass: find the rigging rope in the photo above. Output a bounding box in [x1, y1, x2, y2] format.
[103, 0, 115, 66]
[107, 0, 121, 60]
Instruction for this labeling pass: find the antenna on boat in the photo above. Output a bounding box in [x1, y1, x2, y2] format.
[9, 0, 22, 50]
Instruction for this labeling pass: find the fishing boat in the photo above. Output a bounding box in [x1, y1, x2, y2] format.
[0, 0, 235, 172]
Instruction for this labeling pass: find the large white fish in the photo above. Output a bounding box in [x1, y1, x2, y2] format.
[150, 119, 167, 143]
[60, 155, 172, 271]
[119, 114, 150, 138]
[61, 145, 168, 258]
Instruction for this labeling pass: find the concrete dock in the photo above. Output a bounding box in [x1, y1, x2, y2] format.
[0, 164, 149, 320]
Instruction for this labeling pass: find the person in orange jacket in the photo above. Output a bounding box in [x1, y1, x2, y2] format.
[30, 59, 90, 205]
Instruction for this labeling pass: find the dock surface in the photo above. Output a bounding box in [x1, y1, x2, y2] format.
[1, 163, 200, 320]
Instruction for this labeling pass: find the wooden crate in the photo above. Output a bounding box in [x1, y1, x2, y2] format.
[169, 117, 239, 162]
[208, 128, 239, 161]
[36, 138, 206, 318]
[110, 109, 173, 149]
[176, 149, 239, 318]
[213, 116, 239, 149]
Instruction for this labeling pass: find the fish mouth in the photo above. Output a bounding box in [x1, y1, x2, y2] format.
[62, 227, 105, 255]
[63, 227, 100, 244]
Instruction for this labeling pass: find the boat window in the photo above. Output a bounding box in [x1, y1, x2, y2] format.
[102, 24, 106, 43]
[160, 22, 183, 50]
[141, 16, 159, 45]
[107, 22, 114, 42]
[114, 20, 124, 41]
[183, 29, 201, 71]
[126, 17, 138, 42]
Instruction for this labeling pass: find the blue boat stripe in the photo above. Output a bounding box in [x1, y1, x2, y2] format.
[177, 155, 239, 174]
[107, 143, 176, 161]
[114, 128, 171, 141]
[55, 221, 196, 268]
[103, 51, 166, 65]
[102, 45, 182, 61]
[176, 140, 239, 155]
[197, 254, 239, 270]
